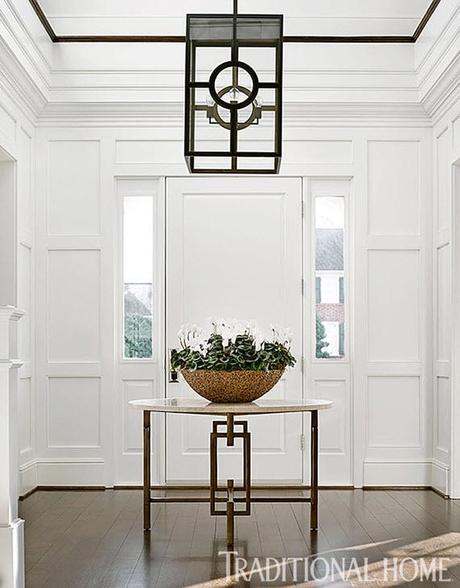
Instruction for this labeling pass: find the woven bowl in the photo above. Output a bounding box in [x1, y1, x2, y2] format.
[181, 368, 284, 403]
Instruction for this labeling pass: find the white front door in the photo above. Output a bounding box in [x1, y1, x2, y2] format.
[166, 177, 303, 483]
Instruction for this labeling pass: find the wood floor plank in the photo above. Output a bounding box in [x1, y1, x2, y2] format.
[178, 503, 218, 587]
[127, 503, 190, 587]
[20, 488, 460, 587]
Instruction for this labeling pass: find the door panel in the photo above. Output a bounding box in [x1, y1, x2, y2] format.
[166, 177, 303, 483]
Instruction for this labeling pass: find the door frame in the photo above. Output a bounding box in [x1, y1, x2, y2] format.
[302, 177, 353, 486]
[450, 158, 460, 497]
[115, 176, 166, 485]
[164, 176, 304, 484]
[115, 174, 354, 486]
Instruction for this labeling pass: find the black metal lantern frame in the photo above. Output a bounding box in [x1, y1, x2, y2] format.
[184, 1, 283, 174]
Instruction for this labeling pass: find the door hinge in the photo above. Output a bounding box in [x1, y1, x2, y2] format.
[301, 356, 304, 373]
[301, 277, 304, 296]
[301, 200, 305, 218]
[300, 434, 305, 451]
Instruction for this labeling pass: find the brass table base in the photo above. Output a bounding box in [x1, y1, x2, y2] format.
[143, 410, 319, 546]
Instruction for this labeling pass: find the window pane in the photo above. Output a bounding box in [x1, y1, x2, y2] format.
[123, 196, 153, 359]
[315, 196, 345, 359]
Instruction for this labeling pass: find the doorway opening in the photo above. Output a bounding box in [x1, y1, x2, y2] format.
[0, 145, 16, 306]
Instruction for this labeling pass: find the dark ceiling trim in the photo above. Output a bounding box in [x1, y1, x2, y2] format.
[53, 35, 187, 43]
[28, 0, 56, 41]
[284, 35, 414, 43]
[413, 0, 441, 40]
[51, 35, 416, 44]
[29, 0, 442, 44]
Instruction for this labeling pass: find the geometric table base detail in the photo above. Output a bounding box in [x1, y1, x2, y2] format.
[143, 410, 319, 546]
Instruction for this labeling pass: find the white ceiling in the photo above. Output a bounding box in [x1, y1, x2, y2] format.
[39, 0, 433, 36]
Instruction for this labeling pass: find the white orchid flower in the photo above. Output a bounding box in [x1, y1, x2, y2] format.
[251, 326, 266, 351]
[178, 319, 292, 353]
[271, 325, 293, 347]
[245, 320, 257, 336]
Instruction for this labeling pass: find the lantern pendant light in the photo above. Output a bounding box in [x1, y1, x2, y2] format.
[184, 0, 283, 174]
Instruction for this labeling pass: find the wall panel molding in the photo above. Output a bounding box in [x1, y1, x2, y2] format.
[47, 249, 101, 362]
[47, 376, 101, 449]
[47, 139, 101, 236]
[367, 376, 422, 449]
[32, 118, 432, 488]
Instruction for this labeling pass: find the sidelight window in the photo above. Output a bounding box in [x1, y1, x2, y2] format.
[314, 196, 345, 359]
[123, 195, 153, 359]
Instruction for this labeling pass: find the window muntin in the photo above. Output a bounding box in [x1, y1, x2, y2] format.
[314, 196, 345, 359]
[123, 195, 153, 359]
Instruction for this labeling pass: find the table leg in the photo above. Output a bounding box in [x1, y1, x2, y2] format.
[310, 410, 318, 531]
[143, 410, 151, 531]
[226, 479, 234, 547]
[210, 418, 251, 547]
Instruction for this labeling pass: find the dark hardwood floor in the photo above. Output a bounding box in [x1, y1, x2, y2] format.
[20, 489, 460, 587]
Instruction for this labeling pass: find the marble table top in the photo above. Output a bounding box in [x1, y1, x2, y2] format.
[129, 397, 333, 416]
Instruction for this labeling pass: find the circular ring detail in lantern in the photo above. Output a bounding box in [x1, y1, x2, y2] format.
[212, 85, 261, 130]
[209, 61, 259, 110]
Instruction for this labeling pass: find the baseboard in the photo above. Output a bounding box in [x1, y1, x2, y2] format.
[363, 485, 431, 491]
[430, 485, 449, 499]
[431, 459, 450, 497]
[363, 459, 431, 486]
[18, 486, 38, 500]
[113, 484, 355, 491]
[19, 459, 38, 497]
[17, 458, 451, 498]
[37, 485, 105, 491]
[19, 483, 451, 500]
[35, 458, 105, 487]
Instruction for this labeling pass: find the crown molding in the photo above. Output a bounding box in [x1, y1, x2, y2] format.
[284, 102, 430, 128]
[0, 37, 47, 121]
[421, 55, 460, 123]
[3, 0, 52, 73]
[416, 3, 460, 121]
[37, 100, 430, 128]
[0, 0, 457, 128]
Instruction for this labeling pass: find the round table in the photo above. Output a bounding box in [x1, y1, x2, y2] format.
[130, 397, 332, 545]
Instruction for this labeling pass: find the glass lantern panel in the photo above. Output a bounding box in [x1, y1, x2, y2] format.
[192, 156, 233, 171]
[237, 157, 278, 171]
[193, 46, 231, 83]
[236, 17, 282, 41]
[189, 16, 234, 42]
[237, 111, 276, 153]
[191, 88, 231, 154]
[238, 46, 278, 83]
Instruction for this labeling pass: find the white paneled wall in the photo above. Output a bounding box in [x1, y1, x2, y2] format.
[47, 141, 101, 236]
[0, 0, 457, 511]
[35, 131, 114, 487]
[432, 97, 460, 496]
[0, 83, 36, 496]
[32, 123, 433, 488]
[354, 131, 432, 487]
